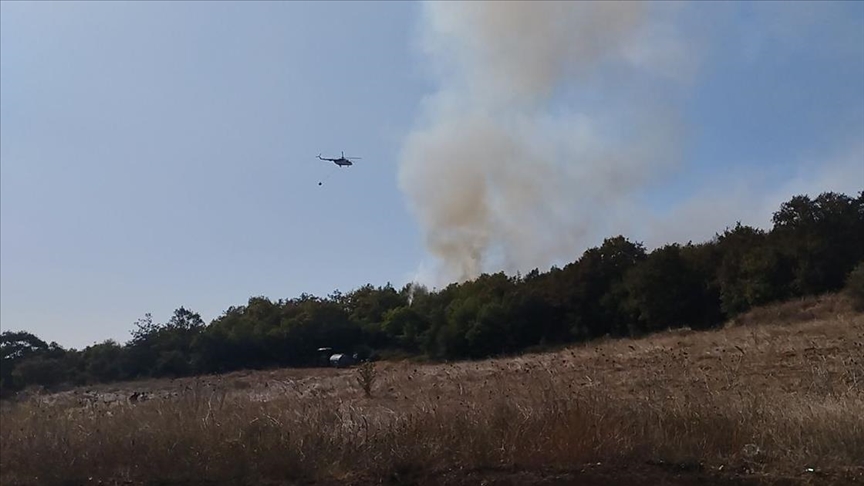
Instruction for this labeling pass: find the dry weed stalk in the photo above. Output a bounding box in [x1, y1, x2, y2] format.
[356, 361, 377, 398]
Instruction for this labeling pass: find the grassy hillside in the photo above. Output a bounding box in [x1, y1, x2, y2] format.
[1, 294, 862, 485]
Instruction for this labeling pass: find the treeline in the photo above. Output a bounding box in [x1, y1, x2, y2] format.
[2, 191, 863, 396]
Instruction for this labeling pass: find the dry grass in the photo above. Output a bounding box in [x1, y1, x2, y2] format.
[725, 292, 857, 328]
[2, 294, 863, 485]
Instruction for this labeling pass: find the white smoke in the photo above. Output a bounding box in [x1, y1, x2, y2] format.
[398, 1, 691, 285]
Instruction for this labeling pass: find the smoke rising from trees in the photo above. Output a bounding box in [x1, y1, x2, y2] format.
[398, 1, 690, 285]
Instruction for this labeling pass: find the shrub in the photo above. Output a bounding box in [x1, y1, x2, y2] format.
[844, 261, 864, 311]
[355, 361, 377, 398]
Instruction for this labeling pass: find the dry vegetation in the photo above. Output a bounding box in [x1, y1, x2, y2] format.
[2, 294, 863, 486]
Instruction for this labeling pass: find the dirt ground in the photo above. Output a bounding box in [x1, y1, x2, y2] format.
[55, 463, 864, 486]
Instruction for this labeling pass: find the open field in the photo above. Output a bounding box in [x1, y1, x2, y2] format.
[2, 294, 863, 485]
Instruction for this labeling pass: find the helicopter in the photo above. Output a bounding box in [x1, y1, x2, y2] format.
[317, 151, 361, 167]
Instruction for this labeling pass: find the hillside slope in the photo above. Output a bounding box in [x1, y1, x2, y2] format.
[2, 294, 863, 485]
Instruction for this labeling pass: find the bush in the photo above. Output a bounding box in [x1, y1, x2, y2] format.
[355, 361, 377, 398]
[845, 261, 864, 311]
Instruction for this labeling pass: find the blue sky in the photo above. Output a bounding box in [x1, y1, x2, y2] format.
[2, 1, 862, 349]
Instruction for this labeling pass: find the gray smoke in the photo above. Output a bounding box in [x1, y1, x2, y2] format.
[398, 1, 690, 285]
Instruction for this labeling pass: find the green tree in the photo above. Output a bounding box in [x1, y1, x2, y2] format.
[620, 244, 707, 333]
[771, 192, 864, 295]
[126, 307, 205, 378]
[845, 261, 864, 311]
[680, 241, 725, 328]
[81, 340, 128, 383]
[716, 223, 792, 315]
[563, 236, 647, 339]
[11, 355, 68, 388]
[381, 306, 428, 351]
[1, 331, 51, 393]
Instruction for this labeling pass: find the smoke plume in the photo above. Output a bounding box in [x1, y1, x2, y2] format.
[398, 1, 690, 285]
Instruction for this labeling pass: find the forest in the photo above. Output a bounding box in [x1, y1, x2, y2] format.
[2, 190, 863, 396]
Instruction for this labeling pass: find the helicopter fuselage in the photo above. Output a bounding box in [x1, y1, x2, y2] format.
[318, 152, 358, 167]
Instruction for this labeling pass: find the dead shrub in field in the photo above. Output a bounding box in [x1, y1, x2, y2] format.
[356, 361, 377, 398]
